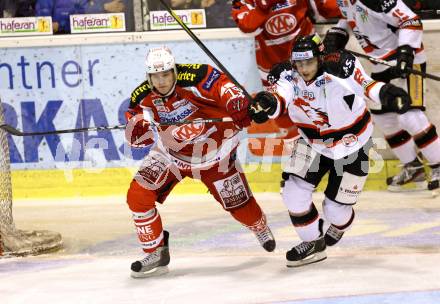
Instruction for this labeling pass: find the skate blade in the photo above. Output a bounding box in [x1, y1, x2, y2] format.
[286, 251, 327, 268]
[130, 266, 169, 278]
[387, 181, 427, 193]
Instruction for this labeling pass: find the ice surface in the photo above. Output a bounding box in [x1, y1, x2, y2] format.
[1, 192, 440, 304]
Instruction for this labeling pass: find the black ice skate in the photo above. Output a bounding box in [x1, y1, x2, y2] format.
[428, 165, 440, 191]
[286, 237, 326, 267]
[387, 158, 426, 192]
[254, 225, 276, 252]
[130, 230, 170, 278]
[324, 224, 344, 246]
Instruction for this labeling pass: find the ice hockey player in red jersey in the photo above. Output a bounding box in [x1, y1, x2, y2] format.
[323, 0, 440, 192]
[249, 34, 411, 267]
[125, 46, 275, 278]
[231, 0, 341, 90]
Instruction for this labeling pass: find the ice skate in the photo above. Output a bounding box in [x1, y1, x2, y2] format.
[428, 165, 440, 191]
[130, 231, 170, 278]
[324, 224, 344, 246]
[387, 158, 426, 192]
[254, 225, 276, 252]
[286, 237, 326, 267]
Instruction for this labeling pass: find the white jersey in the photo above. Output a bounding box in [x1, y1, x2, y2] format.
[336, 0, 426, 72]
[271, 53, 385, 159]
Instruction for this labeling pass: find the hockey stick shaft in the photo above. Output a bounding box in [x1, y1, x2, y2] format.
[0, 117, 233, 137]
[157, 0, 253, 101]
[348, 49, 440, 81]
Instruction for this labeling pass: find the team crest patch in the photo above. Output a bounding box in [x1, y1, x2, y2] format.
[213, 172, 249, 210]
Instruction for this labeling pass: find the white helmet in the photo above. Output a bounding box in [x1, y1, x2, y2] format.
[146, 46, 176, 74]
[145, 46, 178, 96]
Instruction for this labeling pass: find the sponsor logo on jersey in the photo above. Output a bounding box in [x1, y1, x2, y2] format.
[214, 172, 249, 210]
[152, 98, 169, 112]
[302, 90, 315, 101]
[202, 68, 221, 91]
[157, 101, 198, 123]
[265, 13, 297, 36]
[172, 121, 205, 141]
[381, 0, 397, 13]
[341, 133, 359, 147]
[177, 71, 197, 82]
[353, 68, 373, 89]
[342, 57, 355, 78]
[400, 18, 422, 29]
[315, 76, 331, 87]
[273, 1, 296, 11]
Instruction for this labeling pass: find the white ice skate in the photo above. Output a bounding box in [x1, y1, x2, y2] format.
[130, 231, 170, 278]
[254, 225, 276, 252]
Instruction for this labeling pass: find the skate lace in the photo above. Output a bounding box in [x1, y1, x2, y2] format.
[255, 227, 273, 245]
[139, 250, 161, 267]
[296, 241, 313, 254]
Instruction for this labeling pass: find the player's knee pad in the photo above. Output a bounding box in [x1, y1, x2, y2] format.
[322, 197, 355, 230]
[127, 179, 157, 212]
[229, 196, 264, 229]
[133, 208, 165, 253]
[282, 175, 314, 213]
[397, 109, 431, 135]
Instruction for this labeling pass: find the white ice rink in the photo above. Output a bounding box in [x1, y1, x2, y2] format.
[1, 191, 440, 304]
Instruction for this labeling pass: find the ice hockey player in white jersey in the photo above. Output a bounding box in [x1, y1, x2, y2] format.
[323, 0, 440, 192]
[249, 34, 411, 267]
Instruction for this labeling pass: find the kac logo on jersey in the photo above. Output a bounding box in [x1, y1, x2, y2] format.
[172, 121, 205, 141]
[202, 68, 221, 91]
[265, 13, 297, 36]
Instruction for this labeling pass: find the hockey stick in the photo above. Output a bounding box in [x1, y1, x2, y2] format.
[0, 117, 233, 137]
[157, 0, 253, 101]
[348, 49, 440, 81]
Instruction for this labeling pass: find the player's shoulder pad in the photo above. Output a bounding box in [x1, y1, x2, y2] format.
[130, 80, 152, 108]
[359, 0, 397, 13]
[322, 51, 356, 79]
[176, 63, 210, 87]
[267, 61, 293, 85]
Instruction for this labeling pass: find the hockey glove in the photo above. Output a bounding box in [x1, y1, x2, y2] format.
[249, 91, 278, 124]
[379, 83, 411, 114]
[125, 110, 154, 147]
[255, 0, 285, 11]
[323, 27, 349, 53]
[392, 45, 414, 79]
[226, 96, 252, 129]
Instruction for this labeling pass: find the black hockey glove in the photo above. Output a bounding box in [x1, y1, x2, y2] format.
[323, 27, 349, 54]
[379, 83, 411, 114]
[392, 45, 414, 79]
[249, 91, 277, 124]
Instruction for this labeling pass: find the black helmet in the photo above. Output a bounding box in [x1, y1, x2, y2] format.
[291, 34, 323, 61]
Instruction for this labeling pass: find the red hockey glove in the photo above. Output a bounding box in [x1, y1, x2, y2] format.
[226, 96, 251, 129]
[125, 110, 154, 147]
[255, 0, 285, 11]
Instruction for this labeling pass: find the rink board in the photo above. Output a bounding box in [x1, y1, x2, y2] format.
[11, 159, 411, 199]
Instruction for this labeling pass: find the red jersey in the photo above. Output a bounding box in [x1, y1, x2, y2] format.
[232, 0, 340, 85]
[128, 64, 243, 169]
